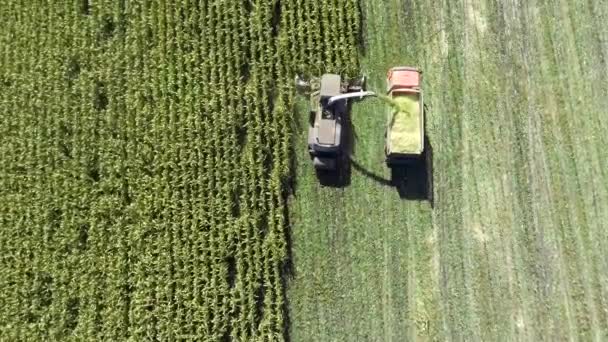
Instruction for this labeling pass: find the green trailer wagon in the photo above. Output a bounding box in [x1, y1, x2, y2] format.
[385, 67, 431, 200]
[385, 67, 425, 165]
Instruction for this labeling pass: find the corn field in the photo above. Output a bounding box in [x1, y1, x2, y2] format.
[0, 0, 358, 340]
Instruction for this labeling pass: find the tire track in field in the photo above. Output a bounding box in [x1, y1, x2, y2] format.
[411, 0, 468, 339]
[488, 2, 552, 339]
[520, 4, 573, 338]
[460, 0, 534, 339]
[461, 0, 509, 338]
[556, 0, 608, 336]
[523, 2, 579, 339]
[406, 2, 444, 338]
[505, 3, 557, 338]
[426, 1, 472, 339]
[414, 2, 451, 340]
[416, 0, 608, 340]
[532, 0, 608, 339]
[564, 0, 608, 318]
[373, 2, 440, 340]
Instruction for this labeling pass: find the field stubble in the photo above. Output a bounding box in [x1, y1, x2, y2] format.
[288, 0, 608, 341]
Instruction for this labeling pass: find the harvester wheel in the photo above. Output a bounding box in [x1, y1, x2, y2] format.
[347, 76, 366, 92]
[295, 74, 311, 95]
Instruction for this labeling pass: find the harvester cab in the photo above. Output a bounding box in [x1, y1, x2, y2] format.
[303, 74, 375, 171]
[307, 74, 344, 170]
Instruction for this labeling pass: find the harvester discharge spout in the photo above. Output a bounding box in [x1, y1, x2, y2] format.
[327, 91, 376, 105]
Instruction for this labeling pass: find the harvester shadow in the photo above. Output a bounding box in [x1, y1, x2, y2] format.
[315, 167, 349, 188]
[350, 158, 392, 186]
[314, 152, 351, 188]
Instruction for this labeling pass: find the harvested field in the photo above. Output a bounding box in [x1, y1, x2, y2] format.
[288, 0, 608, 341]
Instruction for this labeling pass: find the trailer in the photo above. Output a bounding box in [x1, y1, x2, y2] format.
[384, 67, 432, 200]
[385, 67, 424, 165]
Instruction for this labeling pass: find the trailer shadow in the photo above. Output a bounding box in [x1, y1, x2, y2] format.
[349, 137, 433, 206]
[350, 157, 429, 201]
[390, 164, 426, 200]
[390, 138, 434, 205]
